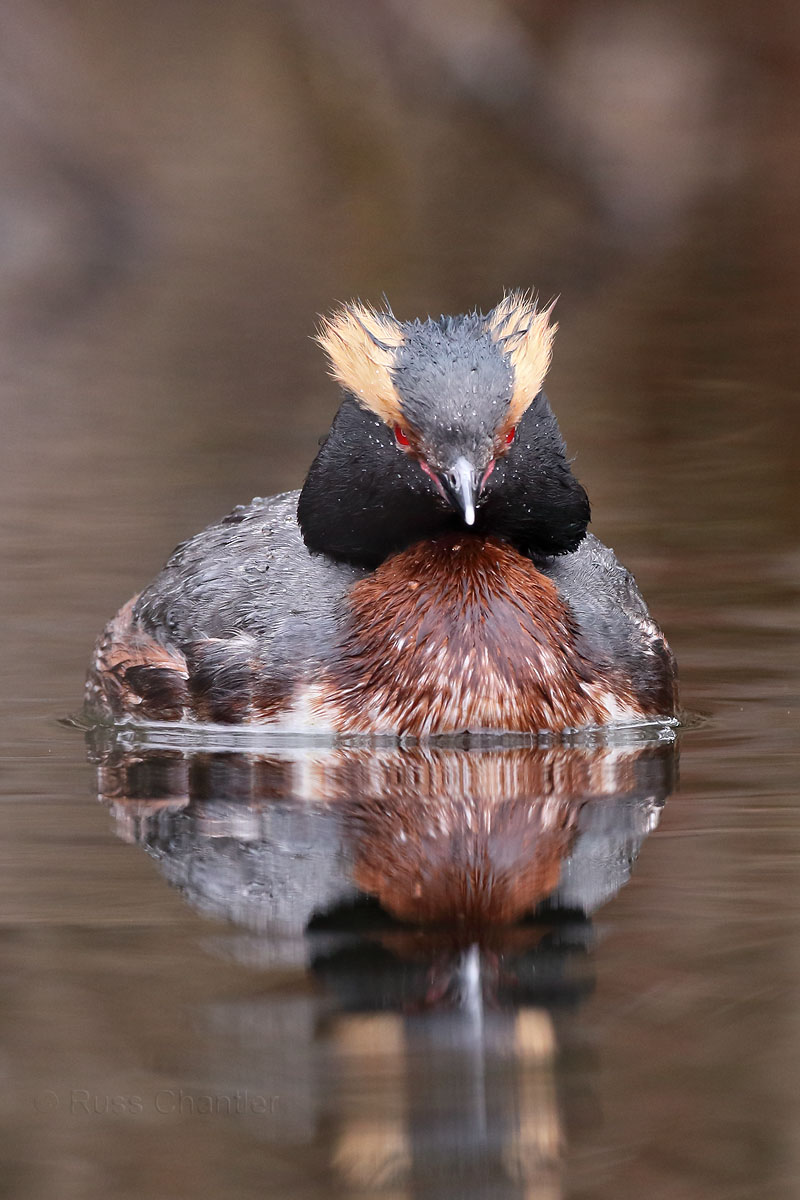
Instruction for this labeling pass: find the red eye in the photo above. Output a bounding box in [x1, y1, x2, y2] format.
[505, 425, 517, 445]
[394, 424, 410, 448]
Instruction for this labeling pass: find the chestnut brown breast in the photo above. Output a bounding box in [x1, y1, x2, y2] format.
[325, 535, 634, 735]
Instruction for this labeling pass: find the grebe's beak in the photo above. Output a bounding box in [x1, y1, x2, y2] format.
[441, 456, 479, 527]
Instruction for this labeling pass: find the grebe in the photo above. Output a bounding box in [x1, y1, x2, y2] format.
[86, 292, 677, 735]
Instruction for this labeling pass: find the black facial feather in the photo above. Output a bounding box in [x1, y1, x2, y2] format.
[297, 397, 461, 567]
[475, 391, 590, 558]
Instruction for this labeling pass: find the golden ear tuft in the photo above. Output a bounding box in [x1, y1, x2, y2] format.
[485, 291, 557, 424]
[316, 302, 405, 425]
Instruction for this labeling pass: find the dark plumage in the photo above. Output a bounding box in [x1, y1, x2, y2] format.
[86, 292, 678, 734]
[298, 388, 590, 566]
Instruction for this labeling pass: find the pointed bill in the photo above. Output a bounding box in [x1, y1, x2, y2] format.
[443, 456, 478, 526]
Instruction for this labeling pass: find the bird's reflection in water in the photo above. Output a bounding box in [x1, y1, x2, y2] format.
[90, 730, 677, 1199]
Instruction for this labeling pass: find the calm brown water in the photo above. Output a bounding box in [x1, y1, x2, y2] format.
[1, 4, 799, 1197]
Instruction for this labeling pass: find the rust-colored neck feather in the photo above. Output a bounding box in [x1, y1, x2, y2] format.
[328, 535, 625, 735]
[353, 793, 577, 925]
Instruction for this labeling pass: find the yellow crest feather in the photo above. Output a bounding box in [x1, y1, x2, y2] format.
[316, 302, 405, 424]
[485, 291, 557, 424]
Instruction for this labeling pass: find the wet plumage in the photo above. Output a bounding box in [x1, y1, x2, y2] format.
[86, 292, 678, 734]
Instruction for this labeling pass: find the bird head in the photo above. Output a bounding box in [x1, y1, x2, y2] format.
[298, 292, 589, 567]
